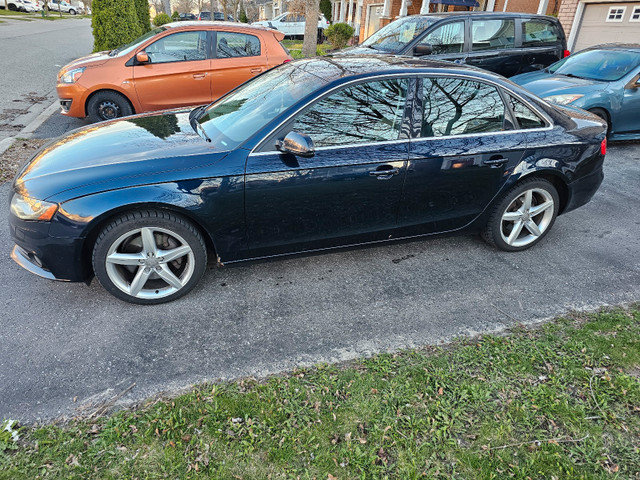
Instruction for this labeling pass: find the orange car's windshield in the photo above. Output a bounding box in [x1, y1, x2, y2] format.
[196, 60, 331, 150]
[111, 27, 168, 57]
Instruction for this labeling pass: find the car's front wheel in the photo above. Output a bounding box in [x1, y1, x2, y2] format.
[482, 178, 559, 251]
[69, 8, 76, 14]
[92, 210, 208, 304]
[87, 90, 133, 123]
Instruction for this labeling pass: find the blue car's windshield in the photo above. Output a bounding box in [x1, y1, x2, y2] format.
[196, 61, 333, 150]
[549, 49, 640, 82]
[361, 16, 437, 52]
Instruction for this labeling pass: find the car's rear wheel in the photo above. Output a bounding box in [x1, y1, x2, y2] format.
[92, 210, 207, 304]
[69, 8, 76, 14]
[87, 91, 133, 123]
[482, 178, 559, 251]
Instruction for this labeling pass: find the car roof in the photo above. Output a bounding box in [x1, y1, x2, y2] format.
[162, 21, 277, 33]
[413, 11, 559, 20]
[301, 55, 507, 84]
[582, 43, 640, 51]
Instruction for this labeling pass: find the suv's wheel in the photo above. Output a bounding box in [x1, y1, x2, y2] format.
[69, 8, 76, 14]
[87, 91, 133, 123]
[482, 178, 559, 251]
[92, 210, 208, 304]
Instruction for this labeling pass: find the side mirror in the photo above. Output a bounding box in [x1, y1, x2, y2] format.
[275, 131, 315, 158]
[414, 44, 432, 56]
[136, 51, 150, 64]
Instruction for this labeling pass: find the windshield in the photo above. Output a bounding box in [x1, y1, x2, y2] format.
[111, 27, 168, 56]
[197, 61, 332, 150]
[361, 16, 437, 52]
[549, 49, 640, 82]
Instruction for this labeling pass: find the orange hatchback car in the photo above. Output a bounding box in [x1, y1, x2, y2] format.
[56, 22, 291, 122]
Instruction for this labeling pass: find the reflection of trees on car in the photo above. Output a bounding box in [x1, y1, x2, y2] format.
[129, 115, 180, 139]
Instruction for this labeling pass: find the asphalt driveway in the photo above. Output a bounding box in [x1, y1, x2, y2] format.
[1, 143, 639, 423]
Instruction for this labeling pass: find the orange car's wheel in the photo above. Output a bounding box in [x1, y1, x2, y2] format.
[87, 91, 133, 123]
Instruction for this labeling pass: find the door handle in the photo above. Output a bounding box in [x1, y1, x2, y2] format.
[250, 68, 263, 74]
[193, 73, 207, 79]
[369, 166, 399, 179]
[483, 156, 508, 167]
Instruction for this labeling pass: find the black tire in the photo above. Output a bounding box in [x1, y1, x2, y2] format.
[69, 8, 76, 14]
[482, 178, 559, 252]
[87, 90, 133, 123]
[588, 108, 610, 138]
[92, 210, 208, 305]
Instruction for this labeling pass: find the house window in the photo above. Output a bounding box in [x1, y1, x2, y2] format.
[606, 6, 626, 22]
[630, 6, 640, 21]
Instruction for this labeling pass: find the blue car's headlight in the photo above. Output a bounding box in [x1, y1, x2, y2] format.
[544, 94, 584, 105]
[10, 193, 58, 221]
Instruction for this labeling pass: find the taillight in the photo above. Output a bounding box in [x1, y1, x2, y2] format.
[283, 59, 291, 63]
[563, 50, 570, 58]
[600, 138, 606, 156]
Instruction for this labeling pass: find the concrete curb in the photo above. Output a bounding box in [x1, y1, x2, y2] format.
[0, 100, 59, 157]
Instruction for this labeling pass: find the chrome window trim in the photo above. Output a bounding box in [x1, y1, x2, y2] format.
[249, 71, 554, 156]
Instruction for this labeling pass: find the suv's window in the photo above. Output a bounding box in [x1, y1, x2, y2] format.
[522, 19, 560, 46]
[508, 96, 546, 129]
[216, 32, 261, 58]
[283, 14, 304, 22]
[420, 78, 506, 137]
[361, 16, 437, 52]
[417, 21, 465, 54]
[472, 19, 515, 51]
[292, 79, 408, 147]
[146, 31, 208, 63]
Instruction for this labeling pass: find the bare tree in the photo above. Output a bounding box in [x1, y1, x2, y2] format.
[162, 0, 171, 14]
[175, 0, 195, 12]
[150, 0, 165, 13]
[243, 0, 257, 21]
[218, 0, 240, 19]
[301, 0, 318, 56]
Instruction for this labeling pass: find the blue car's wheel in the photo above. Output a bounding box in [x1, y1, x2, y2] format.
[92, 210, 208, 304]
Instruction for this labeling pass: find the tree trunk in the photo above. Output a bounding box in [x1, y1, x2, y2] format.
[163, 0, 171, 15]
[301, 0, 319, 57]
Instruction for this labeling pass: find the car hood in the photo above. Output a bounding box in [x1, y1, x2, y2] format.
[60, 51, 113, 72]
[14, 111, 228, 202]
[511, 70, 608, 97]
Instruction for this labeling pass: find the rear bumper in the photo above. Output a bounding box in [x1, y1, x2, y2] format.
[564, 163, 604, 214]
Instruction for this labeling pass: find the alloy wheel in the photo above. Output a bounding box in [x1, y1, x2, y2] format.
[500, 188, 555, 248]
[105, 227, 195, 300]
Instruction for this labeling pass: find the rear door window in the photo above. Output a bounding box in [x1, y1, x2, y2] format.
[419, 77, 506, 137]
[417, 21, 465, 54]
[508, 96, 546, 129]
[471, 19, 515, 51]
[216, 32, 261, 58]
[522, 19, 560, 46]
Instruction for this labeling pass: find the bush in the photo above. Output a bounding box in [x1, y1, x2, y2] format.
[135, 0, 151, 34]
[92, 0, 143, 53]
[325, 22, 354, 50]
[172, 10, 180, 20]
[153, 12, 172, 26]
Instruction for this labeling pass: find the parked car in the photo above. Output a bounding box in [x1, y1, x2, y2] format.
[56, 21, 291, 122]
[253, 12, 330, 39]
[340, 12, 569, 77]
[197, 11, 210, 20]
[511, 44, 640, 140]
[197, 11, 232, 21]
[12, 57, 606, 304]
[47, 0, 78, 14]
[179, 12, 196, 21]
[7, 0, 38, 12]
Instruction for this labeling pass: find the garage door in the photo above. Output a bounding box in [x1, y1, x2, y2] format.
[574, 2, 640, 51]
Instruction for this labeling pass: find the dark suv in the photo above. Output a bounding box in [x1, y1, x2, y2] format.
[341, 12, 568, 77]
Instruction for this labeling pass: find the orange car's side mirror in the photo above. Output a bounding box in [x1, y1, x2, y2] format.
[136, 51, 150, 64]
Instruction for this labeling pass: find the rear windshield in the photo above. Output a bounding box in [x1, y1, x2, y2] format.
[549, 49, 640, 82]
[361, 16, 437, 53]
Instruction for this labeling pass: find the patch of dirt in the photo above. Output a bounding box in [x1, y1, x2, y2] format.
[1, 139, 48, 183]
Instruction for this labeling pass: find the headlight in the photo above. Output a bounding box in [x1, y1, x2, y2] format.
[543, 94, 584, 105]
[10, 194, 58, 221]
[60, 67, 85, 84]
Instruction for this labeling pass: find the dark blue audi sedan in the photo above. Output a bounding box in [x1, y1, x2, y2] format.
[10, 57, 607, 304]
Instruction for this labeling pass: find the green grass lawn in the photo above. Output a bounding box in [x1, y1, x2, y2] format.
[1, 306, 639, 479]
[282, 39, 335, 58]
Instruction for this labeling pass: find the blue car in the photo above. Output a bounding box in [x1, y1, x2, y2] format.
[511, 44, 640, 140]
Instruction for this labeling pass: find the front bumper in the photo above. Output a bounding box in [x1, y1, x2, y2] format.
[9, 213, 90, 282]
[56, 82, 88, 118]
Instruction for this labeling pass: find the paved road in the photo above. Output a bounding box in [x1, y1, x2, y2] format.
[1, 142, 638, 423]
[0, 17, 92, 142]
